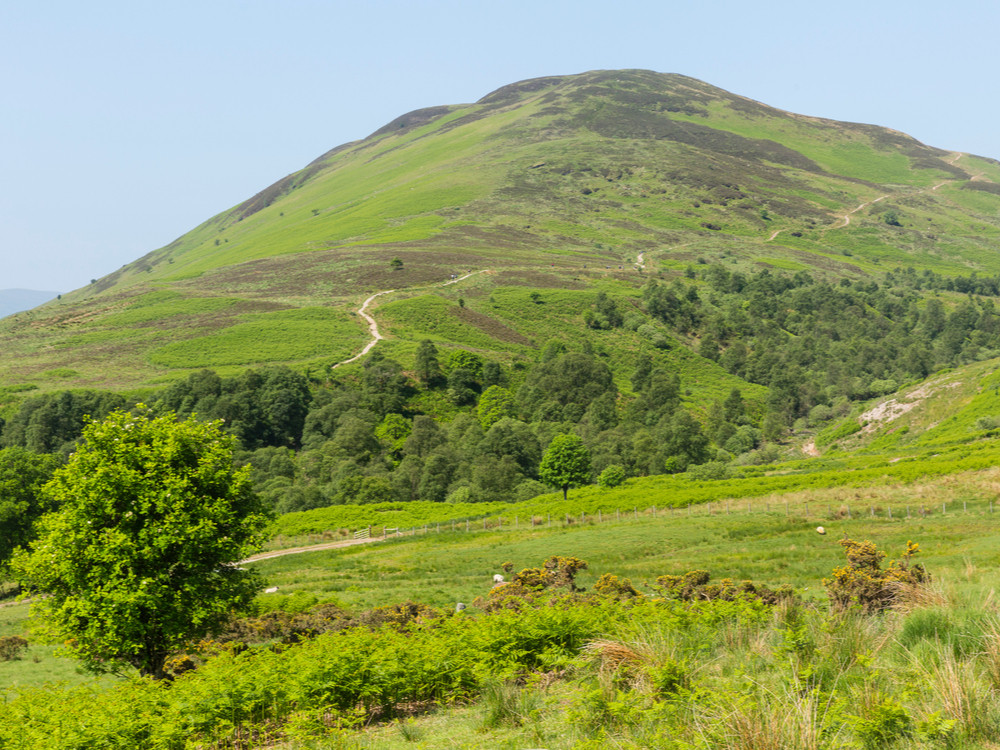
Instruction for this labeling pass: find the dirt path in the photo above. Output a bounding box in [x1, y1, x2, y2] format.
[332, 270, 489, 369]
[833, 194, 889, 229]
[242, 535, 383, 563]
[775, 151, 974, 238]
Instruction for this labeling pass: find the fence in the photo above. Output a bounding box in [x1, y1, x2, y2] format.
[322, 496, 998, 545]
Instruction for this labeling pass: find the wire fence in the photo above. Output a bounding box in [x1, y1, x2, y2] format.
[283, 496, 998, 547]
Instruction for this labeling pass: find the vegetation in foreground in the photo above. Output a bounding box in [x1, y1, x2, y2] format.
[3, 541, 1000, 749]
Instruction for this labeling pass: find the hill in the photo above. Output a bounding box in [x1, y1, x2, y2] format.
[2, 69, 1000, 395]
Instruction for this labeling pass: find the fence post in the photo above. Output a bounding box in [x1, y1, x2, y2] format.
[785, 500, 789, 516]
[870, 506, 874, 517]
[515, 515, 518, 529]
[466, 519, 470, 532]
[548, 513, 551, 527]
[653, 504, 657, 516]
[942, 502, 946, 515]
[452, 519, 455, 532]
[847, 505, 851, 519]
[634, 506, 638, 519]
[617, 508, 620, 521]
[888, 506, 892, 519]
[598, 510, 602, 523]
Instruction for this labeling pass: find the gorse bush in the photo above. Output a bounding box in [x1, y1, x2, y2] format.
[824, 538, 928, 613]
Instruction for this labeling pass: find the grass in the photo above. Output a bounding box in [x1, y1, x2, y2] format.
[254, 461, 1000, 612]
[147, 307, 364, 368]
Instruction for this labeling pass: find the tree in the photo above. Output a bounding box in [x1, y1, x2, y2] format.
[414, 340, 442, 385]
[0, 448, 61, 576]
[476, 385, 517, 429]
[539, 433, 592, 501]
[12, 407, 272, 680]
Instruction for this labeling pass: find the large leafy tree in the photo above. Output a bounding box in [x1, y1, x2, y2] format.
[539, 433, 592, 501]
[12, 407, 272, 680]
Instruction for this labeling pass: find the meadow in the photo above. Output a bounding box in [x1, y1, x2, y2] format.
[5, 481, 1000, 748]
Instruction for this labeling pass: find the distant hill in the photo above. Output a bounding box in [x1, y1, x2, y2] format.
[1, 69, 999, 395]
[0, 289, 58, 319]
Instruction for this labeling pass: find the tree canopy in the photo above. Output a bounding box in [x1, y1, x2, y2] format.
[0, 447, 61, 575]
[12, 407, 272, 680]
[539, 433, 592, 501]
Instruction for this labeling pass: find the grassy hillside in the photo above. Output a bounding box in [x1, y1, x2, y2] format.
[2, 70, 999, 397]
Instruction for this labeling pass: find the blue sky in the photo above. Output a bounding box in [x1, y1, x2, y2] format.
[3, 0, 998, 292]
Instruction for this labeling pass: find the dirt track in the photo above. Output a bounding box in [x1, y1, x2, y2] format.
[242, 535, 383, 563]
[332, 270, 489, 369]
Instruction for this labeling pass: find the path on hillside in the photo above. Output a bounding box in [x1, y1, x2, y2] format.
[766, 152, 979, 240]
[242, 535, 383, 563]
[833, 194, 890, 229]
[332, 270, 489, 368]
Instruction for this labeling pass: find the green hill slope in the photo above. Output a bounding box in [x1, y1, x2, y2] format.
[3, 69, 1000, 395]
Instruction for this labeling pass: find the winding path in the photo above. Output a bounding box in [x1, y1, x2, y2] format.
[765, 152, 986, 241]
[332, 270, 489, 369]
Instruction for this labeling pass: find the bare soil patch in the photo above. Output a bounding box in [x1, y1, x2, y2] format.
[858, 378, 962, 433]
[452, 306, 532, 346]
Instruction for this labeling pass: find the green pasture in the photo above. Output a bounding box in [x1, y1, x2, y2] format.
[251, 502, 1000, 614]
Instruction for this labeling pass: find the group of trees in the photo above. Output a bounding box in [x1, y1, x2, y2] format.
[642, 264, 1000, 433]
[0, 341, 721, 522]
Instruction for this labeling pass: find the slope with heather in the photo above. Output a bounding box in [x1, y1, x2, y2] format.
[2, 70, 999, 396]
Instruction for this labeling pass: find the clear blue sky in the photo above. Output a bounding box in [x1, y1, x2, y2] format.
[3, 0, 998, 292]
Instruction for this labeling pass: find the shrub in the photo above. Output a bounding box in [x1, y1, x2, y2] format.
[597, 464, 626, 488]
[593, 574, 641, 601]
[976, 415, 1000, 431]
[824, 539, 928, 614]
[0, 635, 28, 661]
[686, 460, 731, 481]
[652, 570, 792, 605]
